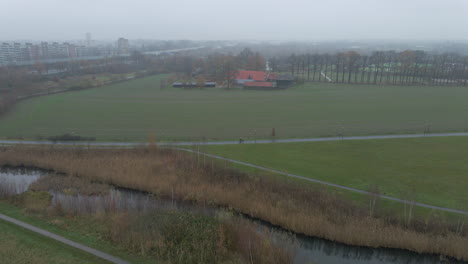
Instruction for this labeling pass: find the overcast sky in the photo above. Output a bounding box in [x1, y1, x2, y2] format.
[2, 0, 468, 41]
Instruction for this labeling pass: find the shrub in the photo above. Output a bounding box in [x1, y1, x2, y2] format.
[16, 191, 52, 212]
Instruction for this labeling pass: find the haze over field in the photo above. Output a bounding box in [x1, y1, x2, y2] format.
[2, 0, 468, 41]
[2, 0, 468, 262]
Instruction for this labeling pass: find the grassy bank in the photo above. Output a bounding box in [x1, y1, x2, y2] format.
[199, 136, 468, 209]
[1, 177, 292, 264]
[0, 200, 158, 264]
[0, 146, 466, 261]
[0, 214, 111, 264]
[2, 76, 468, 141]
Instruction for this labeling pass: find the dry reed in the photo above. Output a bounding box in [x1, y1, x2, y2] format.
[0, 146, 466, 261]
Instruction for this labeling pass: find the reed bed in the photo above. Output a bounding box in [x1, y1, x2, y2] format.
[0, 146, 466, 261]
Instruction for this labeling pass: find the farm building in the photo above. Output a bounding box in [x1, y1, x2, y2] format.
[243, 81, 276, 90]
[235, 70, 293, 89]
[235, 70, 269, 85]
[274, 74, 294, 88]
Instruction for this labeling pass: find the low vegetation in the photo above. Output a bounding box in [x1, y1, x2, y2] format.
[2, 173, 292, 263]
[0, 218, 109, 264]
[0, 68, 143, 118]
[200, 136, 468, 209]
[4, 74, 468, 141]
[0, 146, 466, 261]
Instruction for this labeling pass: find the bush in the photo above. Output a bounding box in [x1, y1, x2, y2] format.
[109, 212, 226, 264]
[16, 191, 52, 212]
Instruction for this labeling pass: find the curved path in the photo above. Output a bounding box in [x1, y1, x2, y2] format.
[2, 132, 468, 147]
[174, 147, 468, 216]
[0, 213, 131, 264]
[1, 132, 468, 216]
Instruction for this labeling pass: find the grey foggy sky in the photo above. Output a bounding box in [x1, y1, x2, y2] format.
[2, 0, 468, 41]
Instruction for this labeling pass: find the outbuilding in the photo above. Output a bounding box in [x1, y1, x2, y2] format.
[243, 81, 277, 90]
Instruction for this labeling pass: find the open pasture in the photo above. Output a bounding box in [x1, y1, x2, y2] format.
[201, 136, 468, 210]
[2, 75, 468, 141]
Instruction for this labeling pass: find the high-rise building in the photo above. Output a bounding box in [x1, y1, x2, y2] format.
[0, 43, 11, 65]
[86, 32, 92, 47]
[117, 38, 129, 54]
[49, 42, 61, 58]
[40, 42, 49, 59]
[13, 42, 21, 62]
[22, 43, 33, 61]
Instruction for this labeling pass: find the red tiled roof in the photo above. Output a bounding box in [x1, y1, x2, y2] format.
[235, 70, 267, 81]
[243, 82, 274, 87]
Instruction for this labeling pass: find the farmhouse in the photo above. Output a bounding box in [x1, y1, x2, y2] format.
[235, 70, 294, 90]
[235, 70, 269, 85]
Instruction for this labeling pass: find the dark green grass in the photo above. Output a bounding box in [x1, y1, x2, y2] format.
[2, 75, 468, 141]
[200, 136, 468, 210]
[0, 215, 111, 264]
[187, 145, 468, 225]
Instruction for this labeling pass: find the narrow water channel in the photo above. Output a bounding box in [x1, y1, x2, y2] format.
[0, 168, 464, 264]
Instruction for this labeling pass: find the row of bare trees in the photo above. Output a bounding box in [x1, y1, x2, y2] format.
[272, 50, 468, 86]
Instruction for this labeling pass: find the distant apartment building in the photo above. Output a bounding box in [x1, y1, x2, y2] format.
[86, 32, 92, 47]
[0, 43, 12, 64]
[76, 45, 89, 57]
[0, 38, 131, 66]
[13, 42, 21, 62]
[117, 38, 129, 54]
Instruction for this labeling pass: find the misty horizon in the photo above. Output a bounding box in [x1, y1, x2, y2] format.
[3, 0, 468, 41]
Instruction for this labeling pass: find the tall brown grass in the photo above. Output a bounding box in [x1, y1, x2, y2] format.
[0, 146, 467, 261]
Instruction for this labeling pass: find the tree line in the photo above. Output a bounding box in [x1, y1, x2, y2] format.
[270, 50, 468, 86]
[150, 48, 265, 88]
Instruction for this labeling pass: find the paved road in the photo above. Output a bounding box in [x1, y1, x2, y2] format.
[174, 147, 468, 216]
[0, 213, 131, 264]
[2, 132, 468, 147]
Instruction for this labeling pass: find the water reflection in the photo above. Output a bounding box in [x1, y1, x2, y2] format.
[0, 167, 43, 195]
[0, 168, 465, 264]
[50, 189, 217, 217]
[292, 236, 453, 264]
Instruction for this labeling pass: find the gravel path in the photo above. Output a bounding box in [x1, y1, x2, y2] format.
[2, 132, 468, 216]
[2, 132, 468, 147]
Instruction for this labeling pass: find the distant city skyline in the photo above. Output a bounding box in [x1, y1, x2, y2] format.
[2, 0, 467, 41]
[0, 38, 130, 66]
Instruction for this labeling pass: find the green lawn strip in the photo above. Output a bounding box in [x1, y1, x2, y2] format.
[193, 138, 468, 220]
[2, 75, 468, 141]
[199, 137, 468, 209]
[0, 201, 156, 264]
[0, 217, 110, 264]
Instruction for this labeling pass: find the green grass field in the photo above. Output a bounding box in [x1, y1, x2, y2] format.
[0, 218, 110, 264]
[200, 136, 468, 210]
[2, 75, 468, 141]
